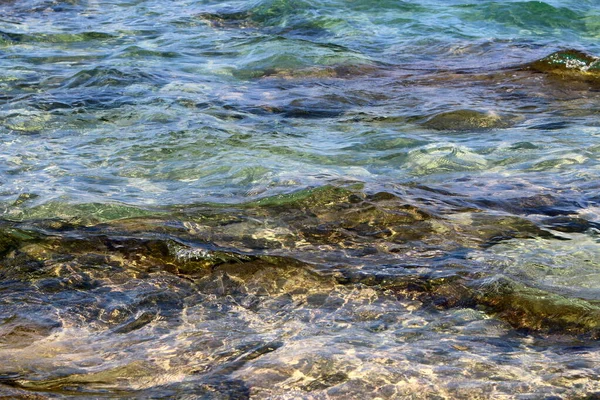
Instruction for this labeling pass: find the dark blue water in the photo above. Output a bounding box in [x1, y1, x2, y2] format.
[1, 0, 600, 398]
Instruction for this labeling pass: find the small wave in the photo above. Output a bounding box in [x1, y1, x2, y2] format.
[61, 66, 163, 89]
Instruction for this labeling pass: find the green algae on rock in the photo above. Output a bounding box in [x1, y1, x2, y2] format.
[5, 217, 600, 340]
[475, 276, 600, 338]
[369, 272, 600, 338]
[421, 109, 514, 131]
[4, 201, 159, 225]
[1, 207, 600, 398]
[526, 49, 600, 80]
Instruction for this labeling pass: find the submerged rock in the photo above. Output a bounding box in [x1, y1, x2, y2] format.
[195, 11, 255, 29]
[257, 63, 381, 80]
[476, 276, 600, 337]
[7, 361, 158, 392]
[525, 49, 600, 81]
[2, 204, 600, 400]
[382, 275, 476, 310]
[9, 185, 561, 261]
[0, 316, 61, 349]
[1, 184, 598, 340]
[421, 109, 513, 131]
[380, 273, 600, 338]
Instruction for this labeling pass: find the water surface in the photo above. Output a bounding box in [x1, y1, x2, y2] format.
[1, 0, 600, 398]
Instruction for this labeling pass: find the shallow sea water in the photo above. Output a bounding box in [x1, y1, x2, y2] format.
[1, 0, 600, 398]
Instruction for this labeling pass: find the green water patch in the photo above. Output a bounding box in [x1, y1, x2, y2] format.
[0, 30, 116, 46]
[347, 0, 427, 13]
[5, 201, 159, 225]
[457, 1, 584, 35]
[195, 0, 337, 31]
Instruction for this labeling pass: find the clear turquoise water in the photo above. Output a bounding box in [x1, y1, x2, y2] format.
[1, 0, 600, 398]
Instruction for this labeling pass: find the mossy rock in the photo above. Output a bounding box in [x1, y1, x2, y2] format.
[247, 185, 356, 210]
[528, 49, 599, 73]
[476, 276, 600, 337]
[422, 109, 513, 131]
[258, 63, 380, 80]
[383, 275, 476, 309]
[0, 226, 38, 257]
[526, 49, 600, 82]
[375, 272, 600, 337]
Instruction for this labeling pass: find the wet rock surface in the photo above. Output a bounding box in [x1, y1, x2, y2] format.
[421, 109, 514, 131]
[0, 185, 599, 398]
[526, 49, 600, 81]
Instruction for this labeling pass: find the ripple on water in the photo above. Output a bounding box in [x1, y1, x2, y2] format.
[1, 0, 600, 397]
[405, 144, 489, 176]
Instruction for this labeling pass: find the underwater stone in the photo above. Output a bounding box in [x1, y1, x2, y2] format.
[383, 275, 476, 309]
[9, 361, 157, 392]
[371, 272, 600, 337]
[248, 185, 355, 209]
[257, 63, 380, 80]
[422, 109, 512, 131]
[476, 276, 600, 337]
[2, 111, 51, 134]
[526, 49, 600, 82]
[528, 49, 598, 72]
[113, 311, 156, 334]
[0, 316, 62, 349]
[541, 216, 600, 233]
[0, 226, 37, 257]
